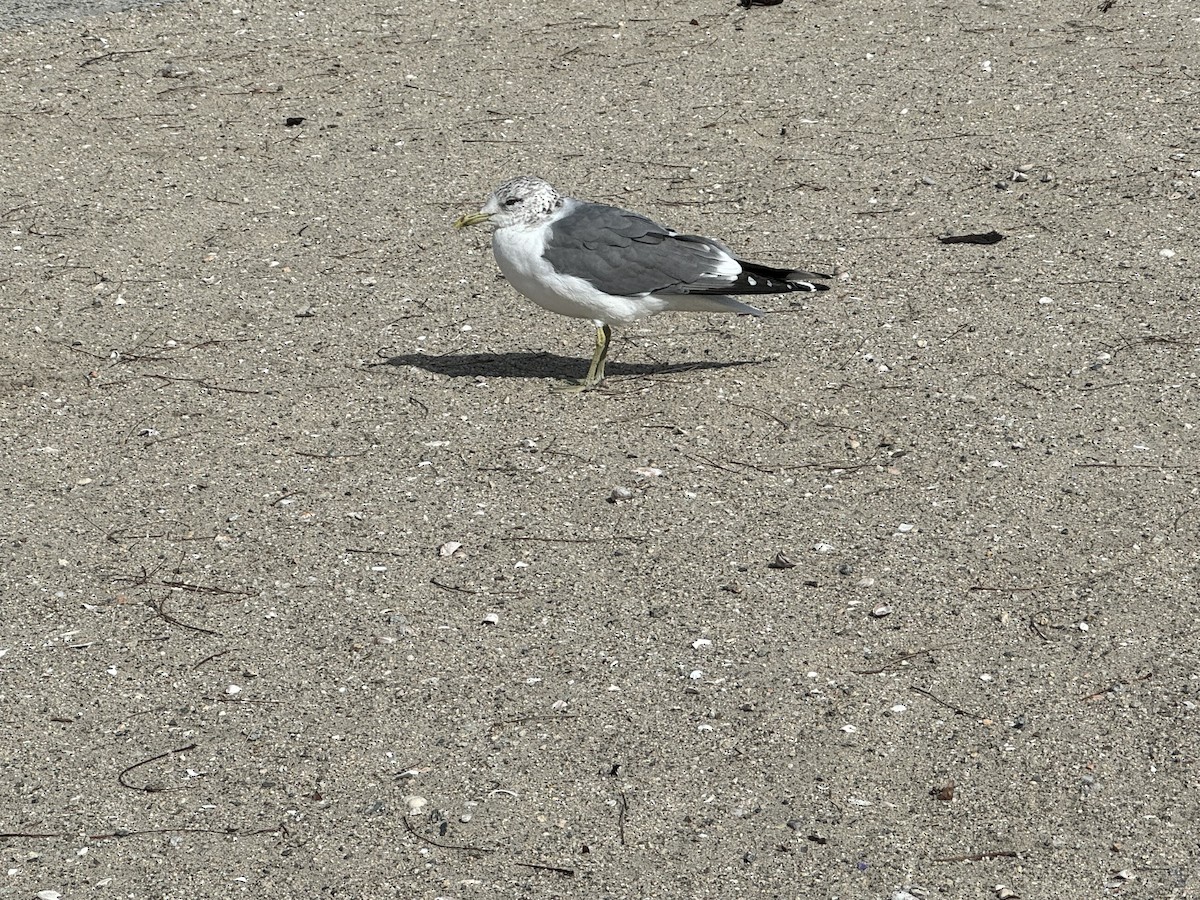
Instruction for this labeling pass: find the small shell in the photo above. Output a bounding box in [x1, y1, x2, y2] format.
[402, 795, 428, 815]
[481, 612, 500, 626]
[438, 541, 462, 557]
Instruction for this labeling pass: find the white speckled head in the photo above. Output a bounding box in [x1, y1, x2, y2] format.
[454, 176, 565, 230]
[480, 176, 564, 228]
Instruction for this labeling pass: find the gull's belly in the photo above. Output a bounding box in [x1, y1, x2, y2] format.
[491, 227, 657, 326]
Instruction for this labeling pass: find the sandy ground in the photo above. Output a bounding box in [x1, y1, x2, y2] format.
[1, 0, 1198, 897]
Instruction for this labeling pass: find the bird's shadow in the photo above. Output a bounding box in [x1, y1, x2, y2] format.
[377, 350, 761, 382]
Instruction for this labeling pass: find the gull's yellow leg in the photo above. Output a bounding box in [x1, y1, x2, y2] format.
[588, 323, 612, 386]
[554, 323, 611, 392]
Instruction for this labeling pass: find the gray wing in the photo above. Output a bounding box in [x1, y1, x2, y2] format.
[541, 201, 751, 298]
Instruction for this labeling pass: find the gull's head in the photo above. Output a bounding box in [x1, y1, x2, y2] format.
[454, 176, 563, 231]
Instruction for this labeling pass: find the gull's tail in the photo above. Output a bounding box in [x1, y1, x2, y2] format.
[661, 295, 766, 316]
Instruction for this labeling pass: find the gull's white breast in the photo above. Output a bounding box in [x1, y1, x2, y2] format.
[490, 216, 665, 327]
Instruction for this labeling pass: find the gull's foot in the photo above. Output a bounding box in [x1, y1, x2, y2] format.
[551, 377, 603, 394]
[554, 325, 609, 392]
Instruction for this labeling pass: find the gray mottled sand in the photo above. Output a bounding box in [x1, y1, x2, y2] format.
[0, 0, 174, 28]
[1, 0, 1197, 897]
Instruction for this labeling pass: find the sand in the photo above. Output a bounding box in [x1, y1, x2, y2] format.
[1, 0, 1197, 897]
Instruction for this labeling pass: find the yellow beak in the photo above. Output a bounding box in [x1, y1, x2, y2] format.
[453, 211, 492, 229]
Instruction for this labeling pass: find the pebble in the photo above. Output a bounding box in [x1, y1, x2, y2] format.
[607, 486, 634, 503]
[481, 612, 500, 626]
[871, 604, 894, 618]
[402, 795, 428, 815]
[768, 552, 796, 569]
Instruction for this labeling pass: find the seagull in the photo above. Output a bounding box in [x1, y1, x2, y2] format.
[453, 176, 830, 390]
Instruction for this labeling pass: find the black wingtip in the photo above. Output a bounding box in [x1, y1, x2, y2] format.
[725, 260, 832, 295]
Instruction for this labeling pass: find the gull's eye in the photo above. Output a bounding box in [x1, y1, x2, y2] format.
[503, 197, 521, 207]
